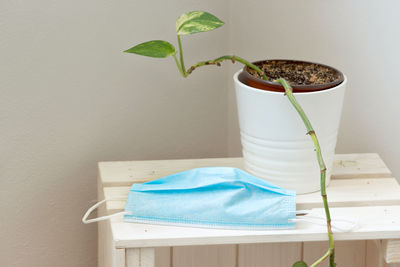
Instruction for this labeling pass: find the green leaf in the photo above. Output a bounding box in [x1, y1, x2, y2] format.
[176, 11, 224, 35]
[292, 261, 308, 267]
[124, 40, 175, 58]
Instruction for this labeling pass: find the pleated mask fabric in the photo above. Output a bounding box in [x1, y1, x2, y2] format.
[123, 167, 296, 230]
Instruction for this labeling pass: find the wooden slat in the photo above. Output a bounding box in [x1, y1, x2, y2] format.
[366, 240, 391, 267]
[98, 153, 391, 186]
[297, 178, 400, 209]
[154, 247, 171, 267]
[127, 249, 141, 267]
[99, 178, 170, 267]
[113, 248, 126, 267]
[102, 177, 400, 213]
[98, 153, 396, 267]
[332, 153, 391, 179]
[303, 241, 366, 267]
[98, 175, 116, 267]
[99, 158, 243, 186]
[126, 248, 155, 267]
[238, 243, 302, 267]
[383, 240, 400, 263]
[110, 206, 400, 248]
[173, 245, 236, 267]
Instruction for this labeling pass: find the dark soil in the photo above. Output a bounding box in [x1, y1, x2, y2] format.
[247, 60, 342, 86]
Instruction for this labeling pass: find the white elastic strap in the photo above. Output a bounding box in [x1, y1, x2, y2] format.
[292, 211, 359, 232]
[82, 198, 131, 224]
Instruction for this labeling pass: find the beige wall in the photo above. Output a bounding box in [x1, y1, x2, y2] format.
[1, 0, 399, 266]
[0, 1, 229, 266]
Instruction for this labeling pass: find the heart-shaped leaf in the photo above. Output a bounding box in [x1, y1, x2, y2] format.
[176, 11, 224, 35]
[292, 261, 308, 267]
[124, 40, 175, 58]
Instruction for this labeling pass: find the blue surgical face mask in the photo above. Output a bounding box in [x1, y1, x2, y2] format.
[122, 167, 296, 230]
[83, 167, 358, 232]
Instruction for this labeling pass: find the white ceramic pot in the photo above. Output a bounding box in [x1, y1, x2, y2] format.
[234, 70, 347, 194]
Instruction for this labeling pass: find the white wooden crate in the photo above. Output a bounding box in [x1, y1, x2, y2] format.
[96, 153, 400, 267]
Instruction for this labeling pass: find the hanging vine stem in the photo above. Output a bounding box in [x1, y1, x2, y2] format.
[180, 56, 335, 267]
[174, 35, 268, 80]
[276, 78, 335, 267]
[185, 55, 269, 80]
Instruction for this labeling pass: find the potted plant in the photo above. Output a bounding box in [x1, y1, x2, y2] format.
[124, 11, 344, 267]
[236, 60, 345, 194]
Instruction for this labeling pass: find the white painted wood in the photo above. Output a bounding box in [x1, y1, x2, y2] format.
[99, 158, 243, 186]
[98, 153, 391, 186]
[126, 248, 155, 267]
[102, 177, 400, 213]
[383, 240, 400, 263]
[97, 153, 398, 267]
[331, 153, 391, 179]
[127, 249, 141, 267]
[99, 217, 115, 266]
[122, 247, 170, 267]
[125, 246, 169, 267]
[113, 248, 126, 267]
[238, 243, 302, 267]
[303, 241, 366, 267]
[98, 175, 106, 267]
[99, 181, 170, 267]
[110, 206, 400, 248]
[141, 248, 156, 267]
[297, 177, 400, 209]
[173, 245, 236, 267]
[98, 175, 116, 267]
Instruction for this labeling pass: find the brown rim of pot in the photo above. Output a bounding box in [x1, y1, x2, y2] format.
[239, 59, 345, 93]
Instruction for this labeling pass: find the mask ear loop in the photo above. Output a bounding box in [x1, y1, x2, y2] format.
[82, 198, 132, 224]
[293, 210, 359, 233]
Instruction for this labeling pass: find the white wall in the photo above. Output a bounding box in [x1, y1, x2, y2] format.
[1, 0, 399, 266]
[227, 0, 400, 181]
[0, 1, 229, 266]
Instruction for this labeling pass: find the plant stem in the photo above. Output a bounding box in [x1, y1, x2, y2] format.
[185, 55, 269, 80]
[310, 250, 331, 266]
[275, 78, 335, 267]
[172, 54, 185, 77]
[177, 35, 187, 76]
